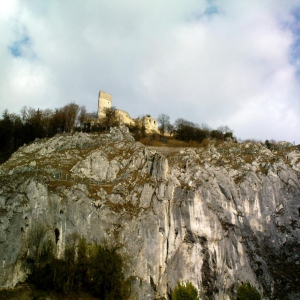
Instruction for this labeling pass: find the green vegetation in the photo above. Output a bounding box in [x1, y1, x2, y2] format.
[0, 103, 113, 164]
[173, 119, 234, 143]
[171, 281, 199, 300]
[127, 121, 146, 140]
[0, 102, 292, 168]
[101, 107, 120, 130]
[26, 223, 130, 299]
[0, 104, 82, 164]
[237, 282, 261, 300]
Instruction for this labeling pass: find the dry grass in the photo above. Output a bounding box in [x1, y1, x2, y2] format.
[138, 138, 165, 146]
[138, 136, 205, 148]
[234, 175, 245, 185]
[106, 200, 141, 216]
[100, 184, 114, 195]
[87, 184, 102, 198]
[243, 154, 255, 164]
[259, 166, 268, 175]
[46, 180, 74, 191]
[200, 138, 211, 148]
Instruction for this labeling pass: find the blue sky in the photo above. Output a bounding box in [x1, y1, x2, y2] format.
[0, 0, 300, 143]
[8, 35, 31, 58]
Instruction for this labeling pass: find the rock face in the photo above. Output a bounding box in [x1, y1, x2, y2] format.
[0, 126, 299, 299]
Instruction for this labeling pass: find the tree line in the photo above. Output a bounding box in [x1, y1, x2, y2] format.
[0, 103, 237, 164]
[0, 103, 96, 164]
[157, 113, 235, 143]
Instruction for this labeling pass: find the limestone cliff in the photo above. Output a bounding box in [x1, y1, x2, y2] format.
[0, 126, 299, 299]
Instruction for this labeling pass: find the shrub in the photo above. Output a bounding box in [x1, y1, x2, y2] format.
[26, 222, 55, 289]
[88, 242, 130, 299]
[75, 236, 89, 289]
[237, 282, 261, 300]
[26, 228, 131, 299]
[171, 281, 199, 300]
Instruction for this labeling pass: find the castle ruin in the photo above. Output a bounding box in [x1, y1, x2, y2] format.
[98, 90, 158, 132]
[98, 91, 112, 118]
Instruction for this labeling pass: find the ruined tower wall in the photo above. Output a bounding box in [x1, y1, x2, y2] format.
[98, 91, 112, 118]
[143, 116, 158, 132]
[115, 109, 135, 126]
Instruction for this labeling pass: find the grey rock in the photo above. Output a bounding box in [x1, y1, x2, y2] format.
[0, 128, 299, 299]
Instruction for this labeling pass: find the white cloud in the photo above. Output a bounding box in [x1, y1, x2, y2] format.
[0, 0, 17, 20]
[0, 0, 299, 142]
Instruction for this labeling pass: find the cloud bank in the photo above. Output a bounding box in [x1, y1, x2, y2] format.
[0, 0, 300, 143]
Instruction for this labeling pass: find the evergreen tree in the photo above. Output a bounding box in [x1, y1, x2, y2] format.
[171, 281, 199, 300]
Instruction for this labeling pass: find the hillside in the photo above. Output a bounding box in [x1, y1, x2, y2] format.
[0, 126, 299, 299]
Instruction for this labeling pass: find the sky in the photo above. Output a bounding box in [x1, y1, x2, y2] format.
[0, 0, 300, 143]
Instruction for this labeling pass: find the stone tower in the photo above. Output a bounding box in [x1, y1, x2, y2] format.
[98, 91, 112, 118]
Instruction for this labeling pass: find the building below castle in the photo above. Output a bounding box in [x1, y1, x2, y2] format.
[98, 90, 158, 132]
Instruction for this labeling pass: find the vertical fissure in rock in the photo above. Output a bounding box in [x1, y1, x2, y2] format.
[150, 276, 157, 292]
[200, 236, 218, 299]
[54, 228, 60, 244]
[165, 190, 172, 297]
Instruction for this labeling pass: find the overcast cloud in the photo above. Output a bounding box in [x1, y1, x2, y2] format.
[0, 0, 300, 142]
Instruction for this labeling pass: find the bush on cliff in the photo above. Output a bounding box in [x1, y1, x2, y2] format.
[88, 242, 131, 299]
[171, 281, 199, 300]
[237, 282, 261, 300]
[26, 225, 130, 299]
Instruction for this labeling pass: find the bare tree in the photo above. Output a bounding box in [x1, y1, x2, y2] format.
[217, 125, 232, 134]
[78, 105, 87, 128]
[217, 125, 234, 140]
[62, 102, 80, 133]
[157, 113, 170, 135]
[27, 222, 54, 276]
[20, 106, 28, 123]
[42, 109, 53, 136]
[166, 123, 174, 136]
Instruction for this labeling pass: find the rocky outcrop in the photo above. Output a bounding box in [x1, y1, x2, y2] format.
[0, 126, 299, 299]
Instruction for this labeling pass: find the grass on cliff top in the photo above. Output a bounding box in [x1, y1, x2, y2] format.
[1, 132, 298, 191]
[140, 135, 299, 160]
